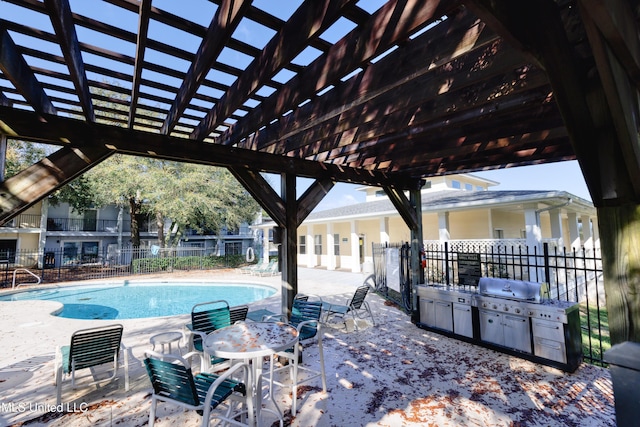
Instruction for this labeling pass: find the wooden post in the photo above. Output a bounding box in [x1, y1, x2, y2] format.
[0, 133, 6, 181]
[598, 203, 640, 344]
[410, 186, 423, 322]
[281, 173, 297, 318]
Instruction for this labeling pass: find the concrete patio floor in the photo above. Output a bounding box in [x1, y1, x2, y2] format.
[0, 268, 615, 427]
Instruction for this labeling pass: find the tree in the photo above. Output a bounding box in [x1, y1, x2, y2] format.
[82, 154, 259, 248]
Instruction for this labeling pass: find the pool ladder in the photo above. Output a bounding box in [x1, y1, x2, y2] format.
[12, 268, 41, 289]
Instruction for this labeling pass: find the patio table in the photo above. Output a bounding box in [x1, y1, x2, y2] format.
[203, 321, 298, 427]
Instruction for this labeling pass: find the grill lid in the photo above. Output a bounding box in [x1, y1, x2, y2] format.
[478, 277, 542, 303]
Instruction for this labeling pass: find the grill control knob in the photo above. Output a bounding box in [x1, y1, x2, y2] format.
[514, 308, 521, 314]
[492, 304, 498, 310]
[504, 306, 509, 312]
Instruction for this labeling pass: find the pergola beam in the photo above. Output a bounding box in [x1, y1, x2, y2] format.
[44, 0, 95, 122]
[221, 0, 456, 147]
[0, 106, 419, 190]
[0, 27, 56, 116]
[191, 0, 358, 141]
[128, 0, 152, 129]
[161, 0, 251, 135]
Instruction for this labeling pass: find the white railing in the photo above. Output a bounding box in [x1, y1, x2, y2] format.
[12, 268, 41, 289]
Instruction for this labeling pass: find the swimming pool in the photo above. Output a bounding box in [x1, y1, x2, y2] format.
[0, 281, 276, 320]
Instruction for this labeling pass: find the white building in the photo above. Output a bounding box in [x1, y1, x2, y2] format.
[257, 174, 598, 273]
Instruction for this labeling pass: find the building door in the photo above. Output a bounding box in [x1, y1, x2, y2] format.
[358, 235, 365, 264]
[314, 235, 322, 266]
[83, 209, 97, 231]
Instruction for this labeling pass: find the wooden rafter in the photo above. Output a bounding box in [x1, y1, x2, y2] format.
[578, 0, 640, 90]
[221, 0, 457, 147]
[0, 27, 56, 116]
[464, 0, 612, 204]
[0, 145, 113, 221]
[0, 106, 418, 190]
[243, 8, 492, 154]
[128, 0, 152, 129]
[578, 0, 640, 203]
[161, 0, 252, 135]
[227, 166, 286, 227]
[44, 0, 95, 122]
[190, 0, 357, 141]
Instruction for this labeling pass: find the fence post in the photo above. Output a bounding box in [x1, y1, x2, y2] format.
[543, 242, 551, 283]
[444, 241, 450, 285]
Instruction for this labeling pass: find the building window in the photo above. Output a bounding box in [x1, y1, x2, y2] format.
[299, 235, 306, 255]
[493, 229, 504, 239]
[476, 186, 484, 191]
[81, 242, 99, 263]
[333, 233, 340, 256]
[465, 183, 473, 191]
[225, 241, 242, 255]
[0, 240, 17, 263]
[63, 241, 99, 264]
[452, 180, 461, 189]
[314, 235, 322, 255]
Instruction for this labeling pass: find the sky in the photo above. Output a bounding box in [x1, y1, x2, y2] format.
[309, 160, 592, 211]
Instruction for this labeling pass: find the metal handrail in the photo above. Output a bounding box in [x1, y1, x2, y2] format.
[12, 268, 41, 289]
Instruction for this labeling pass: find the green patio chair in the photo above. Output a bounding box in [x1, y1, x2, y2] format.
[144, 350, 251, 427]
[185, 300, 248, 371]
[263, 298, 327, 415]
[54, 324, 129, 405]
[323, 285, 375, 330]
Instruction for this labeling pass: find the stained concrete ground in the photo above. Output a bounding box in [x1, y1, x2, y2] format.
[0, 268, 615, 427]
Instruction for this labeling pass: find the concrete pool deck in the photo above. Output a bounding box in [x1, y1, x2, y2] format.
[0, 268, 615, 426]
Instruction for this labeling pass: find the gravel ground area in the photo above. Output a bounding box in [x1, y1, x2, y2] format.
[0, 268, 615, 427]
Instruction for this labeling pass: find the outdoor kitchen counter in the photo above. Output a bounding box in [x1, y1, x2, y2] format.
[415, 282, 583, 372]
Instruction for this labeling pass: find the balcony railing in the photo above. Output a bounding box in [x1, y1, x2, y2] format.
[0, 214, 41, 229]
[46, 218, 121, 232]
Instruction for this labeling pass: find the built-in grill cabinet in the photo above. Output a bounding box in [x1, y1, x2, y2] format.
[416, 279, 583, 372]
[418, 286, 473, 337]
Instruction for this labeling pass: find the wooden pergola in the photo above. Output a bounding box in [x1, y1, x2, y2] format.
[1, 0, 639, 343]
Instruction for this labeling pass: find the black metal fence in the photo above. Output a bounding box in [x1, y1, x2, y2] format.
[0, 247, 251, 288]
[372, 241, 607, 366]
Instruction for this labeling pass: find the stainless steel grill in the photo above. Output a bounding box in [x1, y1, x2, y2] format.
[474, 277, 581, 365]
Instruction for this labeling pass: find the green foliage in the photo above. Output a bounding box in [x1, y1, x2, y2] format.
[580, 303, 610, 365]
[132, 254, 248, 273]
[425, 260, 445, 283]
[4, 140, 50, 178]
[7, 88, 261, 248]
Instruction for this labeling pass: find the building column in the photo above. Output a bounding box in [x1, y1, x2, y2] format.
[262, 226, 271, 263]
[326, 223, 336, 271]
[379, 216, 390, 244]
[524, 204, 542, 250]
[350, 220, 361, 273]
[524, 204, 543, 281]
[581, 215, 593, 249]
[438, 211, 450, 242]
[567, 212, 580, 250]
[38, 199, 49, 268]
[592, 219, 600, 249]
[306, 226, 314, 268]
[549, 208, 564, 248]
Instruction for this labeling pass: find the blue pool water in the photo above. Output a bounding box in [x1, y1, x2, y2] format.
[0, 281, 276, 320]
